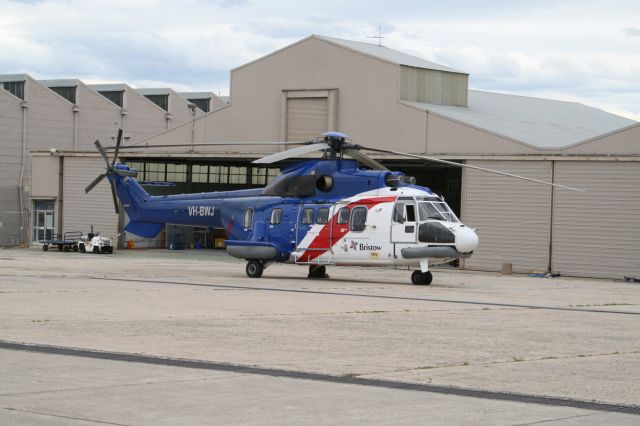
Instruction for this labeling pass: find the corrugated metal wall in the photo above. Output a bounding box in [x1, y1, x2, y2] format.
[286, 97, 328, 141]
[551, 161, 640, 279]
[63, 157, 118, 240]
[461, 160, 552, 273]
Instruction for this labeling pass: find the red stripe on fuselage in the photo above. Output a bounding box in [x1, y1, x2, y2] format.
[297, 196, 397, 262]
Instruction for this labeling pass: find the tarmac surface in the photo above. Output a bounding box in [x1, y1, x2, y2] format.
[0, 247, 639, 425]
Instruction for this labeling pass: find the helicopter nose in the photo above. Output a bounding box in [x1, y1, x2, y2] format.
[455, 226, 479, 253]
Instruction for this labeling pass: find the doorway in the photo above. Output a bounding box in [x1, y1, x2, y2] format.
[32, 199, 55, 242]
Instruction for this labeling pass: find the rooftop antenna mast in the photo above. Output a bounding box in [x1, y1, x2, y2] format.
[367, 24, 384, 47]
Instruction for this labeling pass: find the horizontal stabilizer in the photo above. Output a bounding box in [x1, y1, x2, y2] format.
[124, 221, 165, 238]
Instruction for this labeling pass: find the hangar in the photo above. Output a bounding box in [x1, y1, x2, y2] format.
[2, 35, 638, 279]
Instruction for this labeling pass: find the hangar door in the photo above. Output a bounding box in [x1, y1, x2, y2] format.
[286, 97, 328, 141]
[551, 161, 640, 279]
[63, 157, 119, 240]
[461, 160, 552, 273]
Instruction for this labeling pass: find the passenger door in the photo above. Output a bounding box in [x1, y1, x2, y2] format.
[266, 206, 296, 252]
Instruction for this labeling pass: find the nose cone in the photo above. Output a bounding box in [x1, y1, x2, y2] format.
[455, 226, 479, 253]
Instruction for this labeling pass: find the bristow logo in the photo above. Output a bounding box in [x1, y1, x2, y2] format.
[188, 206, 215, 217]
[349, 240, 382, 251]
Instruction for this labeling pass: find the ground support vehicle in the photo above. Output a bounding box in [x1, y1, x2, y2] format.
[41, 231, 83, 252]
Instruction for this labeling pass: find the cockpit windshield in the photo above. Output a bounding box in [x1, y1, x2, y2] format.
[418, 201, 459, 223]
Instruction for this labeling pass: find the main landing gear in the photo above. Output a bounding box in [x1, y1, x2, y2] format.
[308, 265, 329, 279]
[246, 260, 264, 278]
[411, 270, 433, 285]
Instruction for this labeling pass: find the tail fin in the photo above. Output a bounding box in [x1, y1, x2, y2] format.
[111, 171, 165, 239]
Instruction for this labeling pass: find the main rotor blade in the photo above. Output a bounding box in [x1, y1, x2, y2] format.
[94, 140, 110, 166]
[112, 128, 123, 166]
[85, 173, 106, 194]
[110, 181, 119, 214]
[344, 148, 388, 171]
[105, 141, 311, 150]
[360, 147, 585, 192]
[253, 143, 331, 164]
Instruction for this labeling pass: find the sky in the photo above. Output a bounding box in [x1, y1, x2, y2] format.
[1, 0, 639, 120]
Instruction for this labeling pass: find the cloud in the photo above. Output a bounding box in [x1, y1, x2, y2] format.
[0, 0, 637, 120]
[624, 27, 640, 37]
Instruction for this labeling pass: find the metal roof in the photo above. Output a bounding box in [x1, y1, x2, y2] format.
[39, 79, 79, 87]
[177, 91, 213, 100]
[0, 73, 29, 82]
[88, 83, 127, 91]
[135, 88, 172, 96]
[407, 91, 637, 149]
[314, 35, 465, 74]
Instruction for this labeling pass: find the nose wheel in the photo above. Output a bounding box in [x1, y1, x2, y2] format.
[411, 270, 433, 285]
[246, 260, 264, 278]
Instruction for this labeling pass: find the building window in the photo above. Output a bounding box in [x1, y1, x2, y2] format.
[3, 81, 25, 100]
[145, 162, 166, 182]
[270, 208, 282, 225]
[188, 98, 210, 113]
[229, 166, 247, 184]
[252, 167, 268, 185]
[166, 164, 187, 182]
[267, 168, 279, 183]
[99, 90, 124, 107]
[210, 165, 229, 184]
[191, 164, 209, 183]
[252, 167, 280, 185]
[316, 208, 330, 225]
[244, 208, 253, 229]
[50, 86, 76, 103]
[144, 94, 169, 111]
[350, 207, 367, 232]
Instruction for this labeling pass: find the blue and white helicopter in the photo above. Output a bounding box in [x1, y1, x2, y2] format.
[86, 130, 581, 285]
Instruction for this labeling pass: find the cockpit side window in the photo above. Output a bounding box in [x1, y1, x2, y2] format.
[393, 203, 405, 223]
[406, 204, 416, 222]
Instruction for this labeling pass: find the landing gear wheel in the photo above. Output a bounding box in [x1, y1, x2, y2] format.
[411, 270, 433, 285]
[93, 246, 100, 254]
[246, 260, 264, 278]
[308, 265, 329, 279]
[79, 244, 86, 253]
[42, 245, 48, 251]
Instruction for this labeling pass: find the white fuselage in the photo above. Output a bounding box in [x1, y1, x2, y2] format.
[289, 187, 478, 268]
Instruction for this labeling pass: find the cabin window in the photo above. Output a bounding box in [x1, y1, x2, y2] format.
[337, 207, 350, 224]
[350, 207, 367, 232]
[316, 208, 329, 224]
[301, 208, 314, 225]
[270, 208, 282, 225]
[244, 208, 253, 229]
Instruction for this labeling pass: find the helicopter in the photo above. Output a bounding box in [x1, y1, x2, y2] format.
[86, 130, 582, 285]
